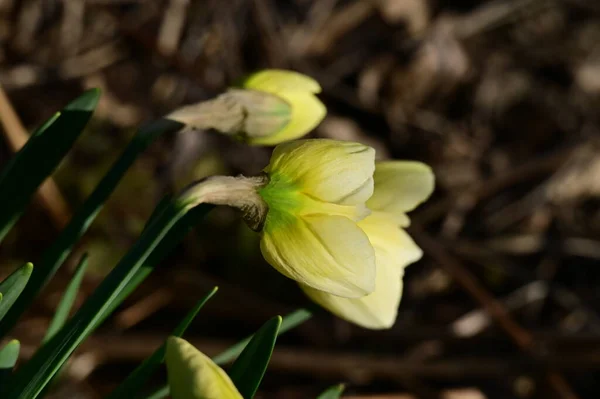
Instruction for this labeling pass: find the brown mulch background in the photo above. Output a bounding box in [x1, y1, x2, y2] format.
[2, 0, 600, 398]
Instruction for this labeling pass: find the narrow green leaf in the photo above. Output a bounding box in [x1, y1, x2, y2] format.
[143, 308, 312, 399]
[213, 308, 312, 365]
[43, 253, 89, 343]
[94, 199, 210, 329]
[0, 339, 20, 394]
[0, 89, 100, 242]
[0, 118, 184, 340]
[6, 201, 211, 399]
[0, 263, 33, 321]
[316, 384, 346, 399]
[171, 287, 219, 336]
[107, 287, 219, 399]
[143, 386, 168, 399]
[229, 315, 282, 398]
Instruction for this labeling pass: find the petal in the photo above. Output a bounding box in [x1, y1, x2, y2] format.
[249, 92, 326, 146]
[242, 69, 322, 94]
[358, 213, 423, 270]
[166, 337, 243, 399]
[367, 161, 434, 215]
[260, 214, 376, 298]
[300, 260, 403, 330]
[266, 139, 376, 205]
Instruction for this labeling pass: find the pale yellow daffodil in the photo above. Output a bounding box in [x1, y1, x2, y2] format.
[166, 336, 242, 399]
[241, 69, 326, 145]
[300, 161, 434, 329]
[258, 139, 377, 298]
[179, 139, 378, 298]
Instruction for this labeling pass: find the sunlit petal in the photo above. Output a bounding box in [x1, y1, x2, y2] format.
[260, 214, 376, 298]
[242, 69, 322, 94]
[367, 161, 434, 215]
[265, 139, 375, 205]
[358, 212, 423, 270]
[300, 260, 403, 329]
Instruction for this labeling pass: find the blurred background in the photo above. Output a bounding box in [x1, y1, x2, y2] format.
[1, 0, 600, 398]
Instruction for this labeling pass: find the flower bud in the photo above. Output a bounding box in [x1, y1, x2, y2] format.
[167, 69, 326, 145]
[166, 337, 242, 399]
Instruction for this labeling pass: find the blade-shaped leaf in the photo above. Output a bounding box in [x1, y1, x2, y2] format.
[107, 286, 218, 398]
[213, 308, 311, 365]
[93, 199, 211, 330]
[0, 118, 184, 340]
[316, 384, 346, 399]
[43, 253, 89, 343]
[229, 315, 282, 398]
[6, 201, 212, 399]
[0, 89, 100, 242]
[0, 339, 20, 393]
[0, 263, 33, 321]
[143, 308, 312, 399]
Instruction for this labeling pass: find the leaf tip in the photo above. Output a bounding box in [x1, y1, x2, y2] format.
[23, 262, 34, 275]
[65, 88, 102, 112]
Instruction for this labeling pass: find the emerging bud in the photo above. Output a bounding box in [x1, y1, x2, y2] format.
[167, 69, 326, 146]
[166, 337, 242, 399]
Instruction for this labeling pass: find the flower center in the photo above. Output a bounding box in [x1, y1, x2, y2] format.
[258, 172, 303, 231]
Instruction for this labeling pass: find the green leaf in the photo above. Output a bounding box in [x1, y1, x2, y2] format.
[0, 263, 33, 321]
[0, 339, 20, 394]
[229, 315, 282, 399]
[143, 308, 312, 399]
[213, 308, 312, 365]
[107, 286, 218, 399]
[43, 253, 89, 343]
[94, 199, 211, 329]
[316, 384, 346, 399]
[0, 118, 184, 340]
[6, 200, 211, 399]
[0, 89, 100, 242]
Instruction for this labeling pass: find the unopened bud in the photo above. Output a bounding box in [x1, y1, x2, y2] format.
[167, 89, 291, 142]
[167, 69, 326, 145]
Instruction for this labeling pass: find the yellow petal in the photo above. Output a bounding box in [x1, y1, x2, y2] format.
[265, 139, 376, 205]
[166, 337, 242, 399]
[359, 212, 423, 270]
[260, 214, 376, 298]
[367, 161, 434, 215]
[300, 260, 403, 330]
[248, 91, 326, 146]
[301, 212, 424, 329]
[242, 69, 322, 94]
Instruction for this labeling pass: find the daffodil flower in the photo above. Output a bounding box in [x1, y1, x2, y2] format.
[166, 336, 242, 399]
[180, 139, 377, 298]
[300, 161, 434, 329]
[258, 139, 377, 298]
[168, 69, 326, 145]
